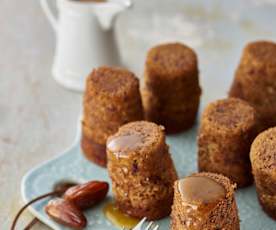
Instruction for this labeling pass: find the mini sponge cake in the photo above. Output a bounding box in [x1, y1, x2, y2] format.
[142, 43, 201, 133]
[229, 41, 276, 129]
[107, 121, 177, 220]
[250, 127, 276, 219]
[81, 66, 143, 167]
[170, 172, 239, 230]
[198, 98, 259, 187]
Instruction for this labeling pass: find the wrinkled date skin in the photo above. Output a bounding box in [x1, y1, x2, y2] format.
[64, 181, 109, 210]
[45, 198, 87, 229]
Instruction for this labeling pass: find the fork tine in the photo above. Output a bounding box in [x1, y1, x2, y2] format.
[132, 217, 147, 230]
[152, 225, 159, 230]
[144, 221, 154, 230]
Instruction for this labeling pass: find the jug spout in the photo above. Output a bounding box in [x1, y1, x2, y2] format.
[94, 0, 132, 30]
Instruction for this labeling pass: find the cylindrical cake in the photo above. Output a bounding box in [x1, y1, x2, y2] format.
[106, 121, 177, 220]
[170, 172, 240, 230]
[229, 41, 276, 129]
[81, 66, 143, 167]
[142, 43, 201, 133]
[198, 98, 259, 187]
[250, 127, 276, 219]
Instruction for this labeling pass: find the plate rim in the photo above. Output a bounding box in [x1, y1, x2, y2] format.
[20, 119, 82, 229]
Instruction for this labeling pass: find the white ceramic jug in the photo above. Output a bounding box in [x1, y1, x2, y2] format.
[40, 0, 131, 91]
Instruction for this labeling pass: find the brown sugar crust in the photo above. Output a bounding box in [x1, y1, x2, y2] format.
[170, 172, 240, 230]
[142, 43, 201, 134]
[239, 41, 276, 67]
[107, 121, 178, 220]
[250, 127, 276, 219]
[229, 41, 276, 129]
[198, 98, 259, 187]
[145, 43, 198, 78]
[85, 66, 140, 97]
[81, 66, 143, 167]
[202, 97, 256, 133]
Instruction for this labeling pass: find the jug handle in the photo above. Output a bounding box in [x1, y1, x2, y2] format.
[40, 0, 58, 31]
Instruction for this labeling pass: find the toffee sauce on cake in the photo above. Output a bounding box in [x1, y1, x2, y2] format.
[177, 176, 226, 228]
[107, 134, 143, 158]
[178, 176, 226, 211]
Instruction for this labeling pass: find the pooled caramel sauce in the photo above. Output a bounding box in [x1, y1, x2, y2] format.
[107, 134, 142, 158]
[178, 176, 225, 210]
[103, 202, 139, 229]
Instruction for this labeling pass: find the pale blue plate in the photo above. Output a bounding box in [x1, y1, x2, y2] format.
[22, 0, 276, 228]
[21, 122, 275, 229]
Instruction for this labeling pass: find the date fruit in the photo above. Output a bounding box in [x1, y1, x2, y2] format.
[64, 181, 109, 210]
[45, 198, 87, 229]
[53, 181, 79, 197]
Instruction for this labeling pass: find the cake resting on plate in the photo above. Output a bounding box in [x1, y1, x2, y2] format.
[107, 121, 177, 220]
[198, 98, 259, 187]
[81, 66, 143, 167]
[250, 127, 276, 219]
[170, 172, 240, 230]
[142, 43, 201, 133]
[229, 40, 276, 129]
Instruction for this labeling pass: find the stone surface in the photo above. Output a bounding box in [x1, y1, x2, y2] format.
[0, 0, 81, 229]
[1, 0, 276, 229]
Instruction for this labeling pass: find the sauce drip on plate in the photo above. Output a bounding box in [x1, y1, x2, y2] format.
[103, 202, 139, 229]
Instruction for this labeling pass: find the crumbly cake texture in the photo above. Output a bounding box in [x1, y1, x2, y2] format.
[198, 98, 259, 187]
[170, 172, 240, 230]
[107, 121, 178, 220]
[142, 43, 201, 133]
[229, 40, 276, 129]
[250, 127, 276, 219]
[81, 66, 143, 167]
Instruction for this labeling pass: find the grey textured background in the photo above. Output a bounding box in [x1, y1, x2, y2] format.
[1, 0, 276, 229]
[0, 0, 81, 229]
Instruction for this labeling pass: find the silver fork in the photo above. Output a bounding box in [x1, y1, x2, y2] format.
[123, 217, 159, 230]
